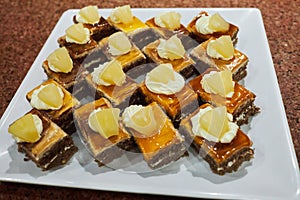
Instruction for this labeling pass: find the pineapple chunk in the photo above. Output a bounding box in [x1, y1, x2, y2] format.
[155, 11, 181, 29]
[47, 47, 73, 73]
[65, 23, 90, 44]
[207, 35, 234, 60]
[110, 5, 133, 25]
[108, 32, 132, 56]
[78, 5, 100, 24]
[203, 70, 234, 97]
[208, 13, 230, 32]
[99, 60, 126, 86]
[199, 106, 229, 139]
[131, 106, 163, 137]
[8, 114, 42, 143]
[147, 64, 175, 84]
[37, 84, 64, 109]
[88, 108, 120, 139]
[157, 35, 185, 60]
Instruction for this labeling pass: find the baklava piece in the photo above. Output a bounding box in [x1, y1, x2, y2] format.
[136, 64, 199, 127]
[85, 59, 138, 109]
[8, 109, 78, 171]
[74, 98, 133, 166]
[57, 23, 99, 61]
[122, 102, 187, 169]
[107, 5, 147, 33]
[190, 36, 248, 81]
[179, 103, 254, 175]
[189, 69, 259, 125]
[187, 11, 239, 44]
[97, 31, 146, 72]
[73, 5, 116, 41]
[143, 35, 195, 78]
[26, 79, 80, 134]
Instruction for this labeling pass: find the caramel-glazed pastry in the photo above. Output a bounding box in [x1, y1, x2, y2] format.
[188, 68, 259, 126]
[190, 36, 248, 81]
[179, 103, 254, 175]
[74, 98, 134, 166]
[8, 109, 78, 171]
[122, 102, 187, 169]
[26, 79, 80, 134]
[187, 11, 239, 44]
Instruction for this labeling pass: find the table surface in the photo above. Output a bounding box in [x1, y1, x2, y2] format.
[0, 0, 299, 199]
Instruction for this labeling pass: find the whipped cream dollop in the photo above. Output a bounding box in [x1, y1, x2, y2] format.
[157, 35, 185, 60]
[47, 47, 73, 73]
[110, 5, 133, 25]
[195, 13, 229, 35]
[30, 84, 64, 110]
[195, 16, 214, 35]
[108, 32, 132, 56]
[145, 64, 185, 95]
[66, 23, 90, 44]
[122, 105, 144, 128]
[88, 108, 102, 133]
[154, 11, 181, 29]
[206, 36, 234, 61]
[191, 106, 238, 143]
[76, 5, 100, 25]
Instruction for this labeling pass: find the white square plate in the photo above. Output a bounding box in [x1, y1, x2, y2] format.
[0, 8, 299, 200]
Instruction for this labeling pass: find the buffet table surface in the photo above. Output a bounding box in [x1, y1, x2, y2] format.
[0, 0, 299, 199]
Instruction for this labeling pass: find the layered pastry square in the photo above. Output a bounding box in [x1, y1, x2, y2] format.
[85, 59, 139, 109]
[8, 109, 78, 171]
[179, 103, 254, 175]
[97, 31, 146, 73]
[73, 6, 116, 41]
[57, 23, 99, 61]
[187, 11, 239, 44]
[188, 69, 259, 126]
[136, 64, 199, 127]
[122, 102, 187, 169]
[74, 98, 133, 166]
[107, 5, 147, 33]
[190, 36, 248, 81]
[42, 47, 89, 96]
[26, 79, 80, 134]
[143, 35, 195, 78]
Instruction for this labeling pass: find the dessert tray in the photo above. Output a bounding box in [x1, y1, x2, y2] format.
[0, 8, 299, 200]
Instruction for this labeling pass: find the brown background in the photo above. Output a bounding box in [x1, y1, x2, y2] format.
[0, 0, 299, 199]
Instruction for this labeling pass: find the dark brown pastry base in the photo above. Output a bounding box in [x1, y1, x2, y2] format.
[128, 27, 164, 49]
[17, 109, 78, 171]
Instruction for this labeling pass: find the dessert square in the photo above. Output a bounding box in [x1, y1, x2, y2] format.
[97, 34, 146, 73]
[190, 37, 249, 81]
[187, 11, 239, 44]
[143, 40, 195, 78]
[188, 69, 259, 126]
[73, 98, 133, 166]
[26, 79, 80, 134]
[10, 109, 78, 171]
[179, 103, 254, 175]
[122, 102, 187, 169]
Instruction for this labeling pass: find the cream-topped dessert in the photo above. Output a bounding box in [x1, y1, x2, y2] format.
[207, 35, 234, 60]
[110, 5, 134, 25]
[108, 32, 132, 56]
[157, 35, 185, 60]
[145, 63, 185, 95]
[195, 13, 229, 35]
[75, 5, 100, 25]
[30, 83, 64, 110]
[154, 11, 181, 30]
[66, 23, 90, 44]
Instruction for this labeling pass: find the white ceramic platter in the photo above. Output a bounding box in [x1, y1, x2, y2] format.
[0, 8, 299, 200]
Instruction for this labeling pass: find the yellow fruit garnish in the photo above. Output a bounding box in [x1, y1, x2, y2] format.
[88, 108, 120, 139]
[37, 83, 64, 109]
[8, 114, 42, 143]
[110, 5, 133, 25]
[203, 70, 234, 97]
[199, 106, 229, 139]
[108, 32, 132, 56]
[47, 47, 73, 73]
[65, 23, 90, 44]
[131, 106, 163, 137]
[207, 35, 234, 60]
[155, 11, 181, 29]
[157, 35, 185, 60]
[147, 64, 175, 84]
[208, 13, 230, 32]
[99, 60, 126, 86]
[78, 5, 100, 24]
